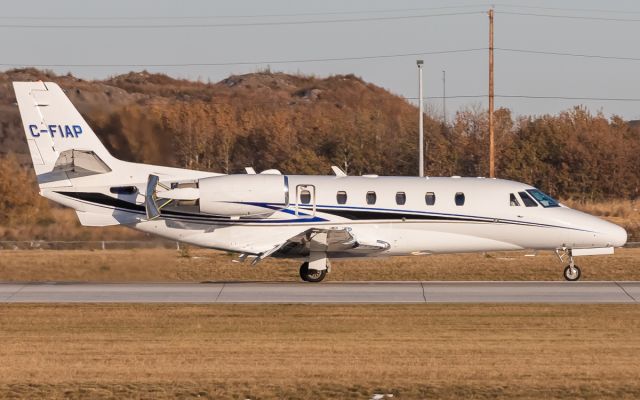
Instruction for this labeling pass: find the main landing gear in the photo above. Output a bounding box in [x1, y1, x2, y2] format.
[556, 248, 582, 281]
[299, 261, 327, 283]
[300, 231, 330, 283]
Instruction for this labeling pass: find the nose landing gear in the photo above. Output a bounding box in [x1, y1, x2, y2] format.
[563, 264, 581, 281]
[556, 248, 582, 281]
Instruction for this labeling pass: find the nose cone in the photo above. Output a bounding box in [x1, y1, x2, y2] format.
[551, 208, 628, 248]
[584, 215, 627, 248]
[604, 222, 628, 248]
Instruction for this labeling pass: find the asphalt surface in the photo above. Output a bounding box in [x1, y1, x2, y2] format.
[0, 281, 639, 303]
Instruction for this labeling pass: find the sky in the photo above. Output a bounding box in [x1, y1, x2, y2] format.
[2, 0, 640, 119]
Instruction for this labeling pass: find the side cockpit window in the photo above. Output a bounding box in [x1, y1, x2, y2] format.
[518, 191, 538, 207]
[510, 193, 520, 206]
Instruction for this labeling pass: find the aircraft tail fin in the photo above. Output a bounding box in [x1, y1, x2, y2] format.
[13, 81, 120, 188]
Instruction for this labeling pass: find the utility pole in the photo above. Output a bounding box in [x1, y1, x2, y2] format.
[442, 70, 446, 125]
[417, 59, 424, 177]
[488, 8, 495, 178]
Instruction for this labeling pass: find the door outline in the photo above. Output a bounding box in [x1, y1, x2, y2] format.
[295, 184, 316, 217]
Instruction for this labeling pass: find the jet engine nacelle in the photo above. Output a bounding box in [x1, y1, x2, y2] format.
[198, 174, 288, 217]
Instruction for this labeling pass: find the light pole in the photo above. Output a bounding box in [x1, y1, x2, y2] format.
[442, 70, 446, 125]
[488, 8, 495, 178]
[417, 60, 424, 177]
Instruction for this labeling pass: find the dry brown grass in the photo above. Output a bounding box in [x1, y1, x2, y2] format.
[564, 199, 639, 218]
[0, 208, 148, 241]
[2, 247, 640, 283]
[0, 304, 639, 399]
[565, 199, 640, 240]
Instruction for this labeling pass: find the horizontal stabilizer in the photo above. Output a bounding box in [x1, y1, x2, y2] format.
[75, 211, 127, 226]
[53, 149, 111, 177]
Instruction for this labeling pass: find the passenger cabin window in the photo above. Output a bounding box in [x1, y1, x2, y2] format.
[455, 192, 465, 206]
[300, 190, 311, 204]
[510, 193, 520, 206]
[526, 189, 560, 208]
[395, 192, 406, 205]
[336, 191, 347, 205]
[110, 186, 138, 195]
[518, 191, 538, 207]
[425, 192, 436, 206]
[366, 191, 377, 205]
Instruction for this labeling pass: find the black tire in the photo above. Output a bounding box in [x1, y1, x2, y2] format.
[299, 262, 309, 282]
[299, 262, 327, 283]
[563, 265, 581, 281]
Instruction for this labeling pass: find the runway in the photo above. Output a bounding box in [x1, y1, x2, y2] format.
[0, 281, 639, 303]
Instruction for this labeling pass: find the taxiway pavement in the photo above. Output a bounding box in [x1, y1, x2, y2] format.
[0, 281, 638, 303]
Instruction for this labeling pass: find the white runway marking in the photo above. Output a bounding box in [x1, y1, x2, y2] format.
[0, 282, 639, 304]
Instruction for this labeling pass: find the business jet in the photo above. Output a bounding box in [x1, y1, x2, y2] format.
[13, 81, 627, 282]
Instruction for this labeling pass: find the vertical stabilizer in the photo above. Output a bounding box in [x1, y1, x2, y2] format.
[13, 81, 119, 188]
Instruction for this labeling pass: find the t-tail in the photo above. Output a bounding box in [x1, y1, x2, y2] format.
[13, 81, 215, 226]
[13, 81, 123, 189]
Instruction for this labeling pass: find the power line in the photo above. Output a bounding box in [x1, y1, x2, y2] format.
[499, 95, 640, 102]
[2, 3, 637, 21]
[0, 11, 483, 29]
[8, 46, 640, 68]
[5, 3, 640, 21]
[5, 3, 640, 22]
[4, 6, 640, 25]
[493, 3, 640, 15]
[6, 46, 640, 68]
[0, 48, 486, 67]
[407, 95, 640, 102]
[497, 48, 640, 62]
[58, 94, 637, 104]
[0, 4, 491, 20]
[499, 11, 640, 23]
[406, 95, 485, 99]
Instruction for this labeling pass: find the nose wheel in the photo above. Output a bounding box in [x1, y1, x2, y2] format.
[563, 265, 581, 281]
[556, 248, 582, 281]
[299, 261, 327, 283]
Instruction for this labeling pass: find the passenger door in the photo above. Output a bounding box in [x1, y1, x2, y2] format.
[295, 184, 316, 216]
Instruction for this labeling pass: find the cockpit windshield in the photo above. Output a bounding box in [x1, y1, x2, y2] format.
[526, 189, 560, 208]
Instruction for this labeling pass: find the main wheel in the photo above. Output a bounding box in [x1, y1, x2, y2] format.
[563, 265, 581, 281]
[299, 262, 327, 283]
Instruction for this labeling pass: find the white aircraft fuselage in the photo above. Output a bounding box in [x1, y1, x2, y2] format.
[13, 81, 627, 282]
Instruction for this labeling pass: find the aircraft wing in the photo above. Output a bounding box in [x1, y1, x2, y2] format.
[249, 227, 390, 264]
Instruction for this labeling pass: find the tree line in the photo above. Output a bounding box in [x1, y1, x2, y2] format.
[1, 69, 640, 231]
[82, 72, 640, 201]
